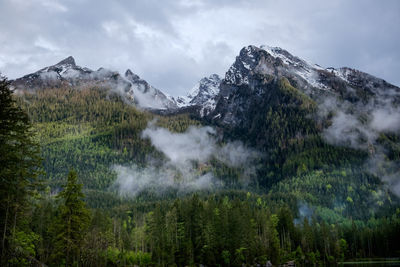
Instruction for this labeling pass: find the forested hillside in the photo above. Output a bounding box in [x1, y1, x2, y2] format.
[14, 87, 204, 208]
[1, 72, 399, 266]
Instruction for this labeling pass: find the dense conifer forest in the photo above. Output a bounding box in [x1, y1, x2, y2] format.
[1, 77, 400, 266]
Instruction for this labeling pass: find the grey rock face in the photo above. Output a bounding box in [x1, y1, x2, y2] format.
[209, 45, 400, 129]
[177, 74, 222, 116]
[11, 57, 177, 110]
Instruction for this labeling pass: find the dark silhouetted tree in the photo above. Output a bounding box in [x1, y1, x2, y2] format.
[52, 170, 90, 266]
[0, 76, 42, 265]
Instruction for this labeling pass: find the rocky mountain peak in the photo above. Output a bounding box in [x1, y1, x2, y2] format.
[125, 69, 140, 81]
[199, 74, 221, 84]
[224, 45, 264, 85]
[125, 69, 133, 76]
[260, 45, 305, 66]
[211, 44, 400, 131]
[191, 74, 221, 98]
[208, 73, 220, 81]
[55, 56, 76, 67]
[175, 74, 222, 116]
[11, 57, 178, 110]
[224, 45, 331, 90]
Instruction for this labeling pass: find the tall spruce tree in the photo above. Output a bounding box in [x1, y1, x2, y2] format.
[52, 170, 90, 266]
[0, 76, 42, 265]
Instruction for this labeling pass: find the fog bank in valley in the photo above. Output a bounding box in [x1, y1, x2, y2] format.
[113, 123, 260, 197]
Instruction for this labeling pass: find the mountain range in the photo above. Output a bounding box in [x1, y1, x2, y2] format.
[11, 45, 400, 119]
[10, 44, 400, 196]
[12, 54, 222, 111]
[11, 45, 400, 158]
[6, 44, 400, 264]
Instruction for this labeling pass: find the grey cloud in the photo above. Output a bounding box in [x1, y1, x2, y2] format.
[1, 0, 399, 96]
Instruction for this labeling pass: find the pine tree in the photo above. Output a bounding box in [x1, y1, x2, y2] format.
[52, 170, 90, 266]
[0, 76, 42, 265]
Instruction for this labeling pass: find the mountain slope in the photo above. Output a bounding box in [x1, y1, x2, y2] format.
[12, 56, 177, 110]
[211, 45, 400, 126]
[200, 45, 400, 197]
[10, 45, 400, 212]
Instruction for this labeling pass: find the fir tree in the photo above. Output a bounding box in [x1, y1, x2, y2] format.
[52, 170, 90, 266]
[0, 76, 42, 265]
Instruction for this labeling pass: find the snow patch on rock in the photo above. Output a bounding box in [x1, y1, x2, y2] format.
[176, 74, 222, 116]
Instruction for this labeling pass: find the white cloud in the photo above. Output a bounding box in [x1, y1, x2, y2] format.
[39, 0, 68, 12]
[113, 123, 259, 197]
[370, 108, 400, 133]
[34, 36, 59, 52]
[142, 125, 217, 167]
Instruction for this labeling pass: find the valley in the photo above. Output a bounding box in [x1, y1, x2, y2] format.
[2, 45, 400, 266]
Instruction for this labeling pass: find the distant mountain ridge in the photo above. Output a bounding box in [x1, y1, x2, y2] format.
[10, 55, 226, 113]
[10, 46, 400, 118]
[11, 56, 177, 110]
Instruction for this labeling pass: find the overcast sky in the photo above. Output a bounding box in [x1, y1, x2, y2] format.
[0, 0, 399, 96]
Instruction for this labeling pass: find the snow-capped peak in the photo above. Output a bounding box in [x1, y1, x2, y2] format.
[55, 56, 76, 67]
[125, 69, 140, 81]
[224, 44, 333, 90]
[260, 45, 324, 71]
[176, 74, 222, 116]
[177, 74, 221, 106]
[12, 57, 177, 110]
[258, 45, 329, 89]
[187, 74, 221, 99]
[34, 56, 94, 81]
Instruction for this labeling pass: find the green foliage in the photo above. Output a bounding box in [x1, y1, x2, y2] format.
[51, 170, 91, 266]
[156, 113, 201, 133]
[16, 87, 154, 193]
[100, 247, 151, 266]
[5, 82, 399, 266]
[8, 230, 40, 266]
[71, 194, 399, 266]
[268, 168, 393, 220]
[0, 77, 42, 265]
[218, 76, 369, 190]
[15, 87, 203, 207]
